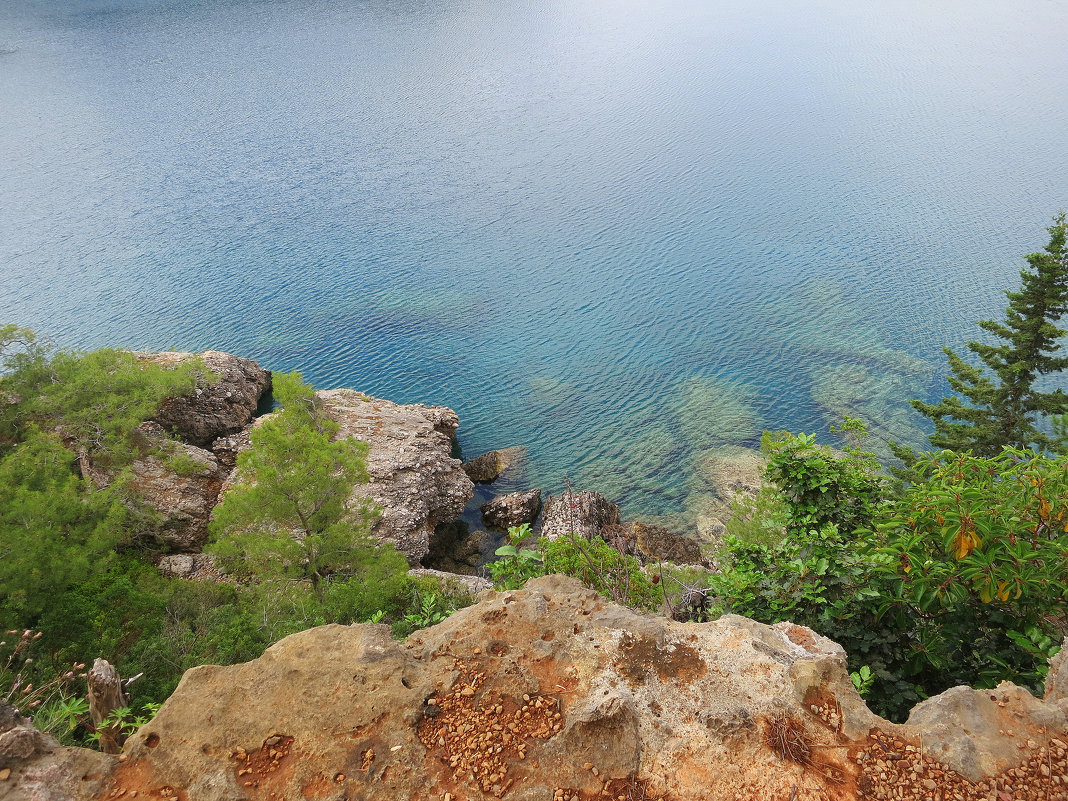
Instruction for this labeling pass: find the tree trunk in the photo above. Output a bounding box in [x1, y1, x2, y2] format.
[87, 658, 128, 754]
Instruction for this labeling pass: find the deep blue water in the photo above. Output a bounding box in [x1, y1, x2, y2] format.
[2, 0, 1066, 526]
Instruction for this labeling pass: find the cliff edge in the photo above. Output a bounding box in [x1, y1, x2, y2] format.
[8, 576, 1064, 801]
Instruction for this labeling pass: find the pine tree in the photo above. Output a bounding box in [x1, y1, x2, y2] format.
[912, 214, 1068, 455]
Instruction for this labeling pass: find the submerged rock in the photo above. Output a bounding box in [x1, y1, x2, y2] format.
[480, 489, 542, 530]
[317, 389, 473, 565]
[696, 444, 766, 505]
[95, 576, 1068, 801]
[462, 446, 526, 483]
[540, 490, 621, 541]
[144, 350, 272, 447]
[630, 521, 703, 565]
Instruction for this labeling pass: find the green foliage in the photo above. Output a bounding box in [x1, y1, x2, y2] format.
[486, 525, 662, 612]
[708, 518, 923, 720]
[86, 701, 161, 747]
[712, 423, 1068, 721]
[875, 447, 1068, 696]
[850, 665, 874, 697]
[0, 344, 202, 466]
[32, 696, 91, 745]
[164, 450, 207, 477]
[721, 480, 789, 548]
[760, 425, 884, 537]
[320, 553, 411, 624]
[1, 629, 89, 744]
[489, 524, 544, 590]
[400, 592, 450, 633]
[0, 431, 129, 625]
[542, 535, 663, 611]
[913, 214, 1068, 455]
[209, 372, 381, 604]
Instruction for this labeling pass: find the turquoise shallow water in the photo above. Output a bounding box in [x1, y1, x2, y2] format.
[2, 0, 1067, 524]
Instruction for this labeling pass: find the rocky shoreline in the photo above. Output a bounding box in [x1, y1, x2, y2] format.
[3, 349, 1068, 799]
[102, 350, 730, 586]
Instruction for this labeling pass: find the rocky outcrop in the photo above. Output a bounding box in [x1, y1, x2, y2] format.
[0, 703, 113, 801]
[317, 389, 473, 565]
[209, 425, 255, 471]
[80, 423, 226, 552]
[96, 576, 1068, 801]
[144, 350, 271, 447]
[158, 553, 222, 581]
[408, 568, 493, 597]
[540, 490, 621, 541]
[462, 447, 525, 483]
[481, 490, 542, 530]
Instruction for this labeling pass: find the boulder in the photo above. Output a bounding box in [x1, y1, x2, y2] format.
[905, 682, 1068, 782]
[0, 703, 114, 801]
[462, 447, 525, 483]
[158, 553, 223, 581]
[408, 568, 493, 597]
[80, 423, 226, 552]
[316, 389, 473, 565]
[480, 489, 542, 530]
[144, 351, 271, 447]
[101, 576, 1068, 801]
[424, 522, 494, 574]
[540, 490, 620, 541]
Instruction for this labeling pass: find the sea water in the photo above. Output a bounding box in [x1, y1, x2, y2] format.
[2, 0, 1066, 524]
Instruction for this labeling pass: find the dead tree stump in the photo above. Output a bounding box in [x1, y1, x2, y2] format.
[87, 659, 128, 754]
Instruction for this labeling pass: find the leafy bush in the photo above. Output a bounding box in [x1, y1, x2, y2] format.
[760, 424, 884, 537]
[875, 447, 1068, 695]
[488, 524, 544, 590]
[710, 424, 1068, 721]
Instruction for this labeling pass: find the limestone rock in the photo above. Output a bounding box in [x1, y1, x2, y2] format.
[80, 423, 225, 552]
[1045, 635, 1068, 708]
[103, 575, 1068, 800]
[0, 705, 49, 767]
[540, 490, 620, 541]
[0, 703, 113, 801]
[317, 389, 473, 565]
[480, 489, 542, 530]
[144, 350, 271, 447]
[158, 553, 222, 581]
[209, 424, 254, 471]
[905, 682, 1068, 782]
[407, 568, 493, 597]
[462, 447, 525, 483]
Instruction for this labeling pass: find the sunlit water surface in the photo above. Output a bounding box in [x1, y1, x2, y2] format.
[2, 0, 1067, 526]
